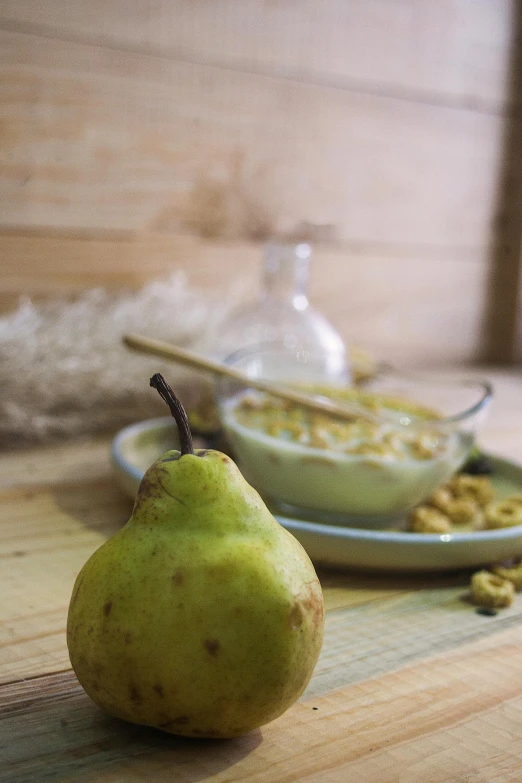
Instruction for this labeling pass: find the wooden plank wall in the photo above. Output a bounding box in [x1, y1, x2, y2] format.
[0, 0, 519, 366]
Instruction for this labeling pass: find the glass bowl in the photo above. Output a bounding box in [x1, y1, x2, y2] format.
[215, 346, 493, 529]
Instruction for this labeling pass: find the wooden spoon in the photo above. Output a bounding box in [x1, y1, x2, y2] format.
[122, 333, 381, 424]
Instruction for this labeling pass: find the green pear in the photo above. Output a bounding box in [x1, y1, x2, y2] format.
[67, 374, 324, 738]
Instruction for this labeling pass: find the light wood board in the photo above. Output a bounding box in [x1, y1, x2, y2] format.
[0, 232, 494, 365]
[0, 28, 504, 247]
[4, 624, 522, 783]
[0, 1, 518, 364]
[0, 0, 513, 111]
[1, 369, 522, 781]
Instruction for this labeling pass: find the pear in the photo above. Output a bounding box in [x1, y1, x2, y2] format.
[67, 373, 324, 738]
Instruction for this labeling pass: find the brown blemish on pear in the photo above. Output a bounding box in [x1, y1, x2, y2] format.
[131, 474, 161, 511]
[129, 684, 142, 704]
[172, 569, 185, 586]
[289, 602, 304, 630]
[204, 638, 220, 656]
[290, 583, 324, 630]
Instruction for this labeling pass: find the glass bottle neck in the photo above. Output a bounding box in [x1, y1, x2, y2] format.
[262, 243, 310, 311]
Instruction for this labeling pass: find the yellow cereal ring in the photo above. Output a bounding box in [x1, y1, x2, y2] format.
[492, 563, 522, 591]
[427, 486, 453, 513]
[470, 570, 514, 608]
[445, 497, 479, 525]
[409, 506, 451, 534]
[448, 475, 495, 506]
[484, 500, 522, 530]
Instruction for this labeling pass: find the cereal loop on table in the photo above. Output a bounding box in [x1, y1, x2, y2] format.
[492, 562, 522, 591]
[484, 500, 522, 530]
[470, 570, 515, 608]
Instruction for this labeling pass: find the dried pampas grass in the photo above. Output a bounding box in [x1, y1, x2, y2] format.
[0, 274, 240, 447]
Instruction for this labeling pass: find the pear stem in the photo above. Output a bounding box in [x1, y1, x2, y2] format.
[150, 374, 195, 456]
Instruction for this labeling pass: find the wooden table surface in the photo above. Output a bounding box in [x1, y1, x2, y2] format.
[2, 368, 522, 783]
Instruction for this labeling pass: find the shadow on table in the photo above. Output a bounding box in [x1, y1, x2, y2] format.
[317, 564, 471, 593]
[52, 477, 133, 539]
[4, 672, 261, 783]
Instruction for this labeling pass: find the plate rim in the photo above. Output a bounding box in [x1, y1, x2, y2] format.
[111, 417, 522, 547]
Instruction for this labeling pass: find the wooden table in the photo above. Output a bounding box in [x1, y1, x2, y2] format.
[2, 368, 522, 783]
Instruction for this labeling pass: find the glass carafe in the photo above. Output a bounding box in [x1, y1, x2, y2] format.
[208, 242, 349, 382]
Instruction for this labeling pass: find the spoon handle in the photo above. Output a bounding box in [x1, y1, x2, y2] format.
[122, 333, 378, 424]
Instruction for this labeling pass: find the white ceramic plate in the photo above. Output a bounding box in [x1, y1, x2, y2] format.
[111, 417, 522, 572]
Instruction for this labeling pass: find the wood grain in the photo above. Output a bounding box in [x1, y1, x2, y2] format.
[479, 1, 522, 364]
[0, 232, 494, 366]
[0, 232, 258, 306]
[0, 480, 131, 684]
[0, 28, 505, 248]
[0, 2, 517, 366]
[0, 437, 114, 490]
[3, 625, 522, 782]
[1, 370, 522, 781]
[1, 4, 521, 774]
[0, 0, 513, 112]
[0, 368, 521, 688]
[515, 267, 522, 362]
[0, 473, 436, 685]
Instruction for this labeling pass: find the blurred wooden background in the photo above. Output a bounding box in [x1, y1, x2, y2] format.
[1, 0, 521, 366]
